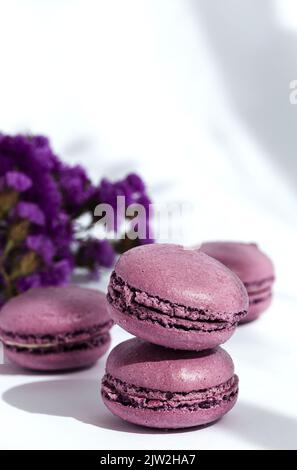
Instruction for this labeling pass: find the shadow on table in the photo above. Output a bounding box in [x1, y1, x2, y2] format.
[0, 364, 37, 376]
[0, 363, 101, 376]
[2, 378, 204, 435]
[3, 379, 297, 445]
[226, 402, 297, 450]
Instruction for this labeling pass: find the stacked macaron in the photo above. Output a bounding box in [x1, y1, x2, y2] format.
[101, 243, 249, 429]
[102, 339, 239, 429]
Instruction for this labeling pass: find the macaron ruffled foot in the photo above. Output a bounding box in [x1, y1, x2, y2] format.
[101, 338, 239, 429]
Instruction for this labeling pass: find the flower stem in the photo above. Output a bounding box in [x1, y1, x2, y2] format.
[0, 240, 14, 299]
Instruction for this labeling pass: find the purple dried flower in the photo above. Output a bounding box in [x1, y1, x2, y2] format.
[93, 239, 115, 268]
[98, 174, 149, 209]
[55, 163, 98, 218]
[40, 259, 72, 286]
[0, 134, 62, 221]
[59, 165, 88, 202]
[16, 273, 41, 292]
[76, 238, 115, 271]
[97, 178, 118, 207]
[4, 171, 32, 192]
[15, 202, 45, 226]
[31, 135, 49, 148]
[135, 193, 152, 211]
[0, 133, 153, 303]
[0, 134, 75, 300]
[50, 212, 73, 252]
[26, 235, 55, 264]
[126, 173, 146, 193]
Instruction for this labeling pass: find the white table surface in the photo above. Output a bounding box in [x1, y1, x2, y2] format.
[0, 275, 296, 450]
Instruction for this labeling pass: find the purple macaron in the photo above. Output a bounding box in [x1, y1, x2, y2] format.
[107, 244, 248, 351]
[0, 286, 113, 371]
[199, 242, 275, 323]
[101, 338, 239, 429]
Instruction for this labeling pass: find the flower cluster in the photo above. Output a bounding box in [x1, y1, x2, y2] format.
[0, 134, 153, 306]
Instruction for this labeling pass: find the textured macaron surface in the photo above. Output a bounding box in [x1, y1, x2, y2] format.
[199, 242, 275, 286]
[0, 286, 112, 354]
[108, 244, 248, 336]
[101, 339, 238, 427]
[104, 338, 235, 392]
[0, 286, 111, 336]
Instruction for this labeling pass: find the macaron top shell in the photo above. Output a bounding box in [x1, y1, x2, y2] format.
[106, 338, 234, 393]
[0, 286, 110, 336]
[114, 243, 248, 314]
[199, 242, 274, 285]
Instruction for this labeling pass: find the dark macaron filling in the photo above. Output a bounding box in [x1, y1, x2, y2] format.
[108, 272, 247, 333]
[0, 320, 113, 355]
[102, 373, 239, 411]
[244, 277, 274, 306]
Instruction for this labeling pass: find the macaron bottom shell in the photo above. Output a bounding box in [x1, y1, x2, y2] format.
[108, 303, 235, 351]
[4, 335, 111, 371]
[102, 393, 238, 429]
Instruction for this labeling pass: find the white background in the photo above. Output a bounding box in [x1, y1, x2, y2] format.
[0, 0, 297, 450]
